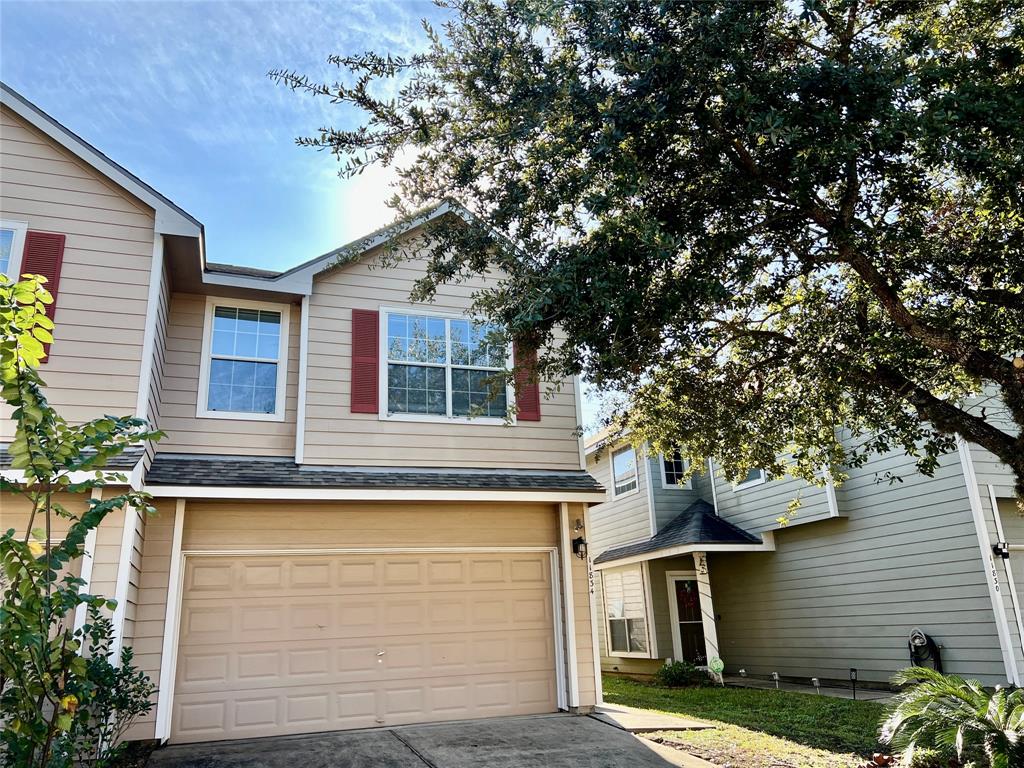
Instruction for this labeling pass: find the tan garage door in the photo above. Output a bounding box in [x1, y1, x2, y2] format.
[171, 551, 559, 743]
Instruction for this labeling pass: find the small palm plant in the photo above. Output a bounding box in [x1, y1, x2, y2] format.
[880, 667, 1023, 768]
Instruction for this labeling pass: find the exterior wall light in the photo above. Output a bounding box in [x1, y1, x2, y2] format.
[572, 537, 588, 560]
[993, 541, 1011, 560]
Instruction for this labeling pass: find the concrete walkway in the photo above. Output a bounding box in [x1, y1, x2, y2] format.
[590, 703, 714, 733]
[722, 675, 893, 702]
[149, 713, 713, 768]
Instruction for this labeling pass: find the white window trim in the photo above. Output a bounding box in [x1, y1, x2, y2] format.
[377, 305, 516, 426]
[600, 566, 653, 658]
[610, 445, 640, 499]
[0, 219, 29, 278]
[196, 295, 290, 422]
[659, 452, 693, 490]
[733, 468, 767, 491]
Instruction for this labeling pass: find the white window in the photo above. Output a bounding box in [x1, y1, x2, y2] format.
[661, 450, 693, 489]
[734, 467, 767, 490]
[197, 297, 290, 421]
[0, 220, 28, 278]
[381, 308, 511, 422]
[602, 566, 650, 656]
[611, 446, 638, 497]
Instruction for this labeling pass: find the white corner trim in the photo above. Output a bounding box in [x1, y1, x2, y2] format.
[143, 485, 605, 503]
[109, 503, 141, 663]
[156, 499, 186, 742]
[573, 375, 586, 471]
[990, 484, 1024, 670]
[550, 549, 568, 711]
[195, 295, 291, 422]
[641, 560, 658, 658]
[583, 507, 603, 704]
[0, 218, 28, 278]
[824, 472, 840, 518]
[559, 503, 580, 708]
[644, 448, 657, 536]
[295, 295, 310, 463]
[134, 233, 164, 423]
[707, 459, 719, 514]
[958, 438, 1019, 685]
[692, 553, 722, 681]
[73, 488, 103, 637]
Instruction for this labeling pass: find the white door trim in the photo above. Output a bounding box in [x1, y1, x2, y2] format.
[157, 541, 567, 742]
[559, 503, 580, 708]
[665, 569, 698, 664]
[990, 484, 1024, 667]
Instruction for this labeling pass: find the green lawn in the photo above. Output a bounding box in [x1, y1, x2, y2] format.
[603, 675, 886, 763]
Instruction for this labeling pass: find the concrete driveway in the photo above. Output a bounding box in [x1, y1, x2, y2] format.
[149, 713, 708, 768]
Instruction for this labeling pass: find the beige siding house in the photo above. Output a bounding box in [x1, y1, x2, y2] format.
[0, 82, 603, 746]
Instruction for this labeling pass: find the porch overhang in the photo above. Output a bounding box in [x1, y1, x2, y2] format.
[592, 500, 775, 570]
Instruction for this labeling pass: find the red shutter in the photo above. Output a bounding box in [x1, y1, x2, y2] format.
[350, 308, 379, 413]
[514, 343, 541, 421]
[21, 230, 66, 361]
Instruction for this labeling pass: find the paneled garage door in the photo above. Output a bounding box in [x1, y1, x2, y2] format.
[171, 551, 559, 743]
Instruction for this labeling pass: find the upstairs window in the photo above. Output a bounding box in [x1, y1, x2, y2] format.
[0, 220, 28, 278]
[661, 451, 692, 489]
[197, 298, 289, 421]
[384, 310, 510, 421]
[611, 446, 639, 497]
[734, 467, 767, 490]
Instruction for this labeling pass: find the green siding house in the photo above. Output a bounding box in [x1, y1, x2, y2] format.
[586, 431, 1022, 688]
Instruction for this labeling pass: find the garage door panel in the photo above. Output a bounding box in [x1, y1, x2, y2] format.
[172, 551, 559, 742]
[176, 628, 556, 694]
[173, 670, 557, 742]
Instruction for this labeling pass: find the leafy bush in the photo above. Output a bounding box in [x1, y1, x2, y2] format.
[0, 274, 161, 767]
[654, 660, 708, 688]
[881, 667, 1022, 768]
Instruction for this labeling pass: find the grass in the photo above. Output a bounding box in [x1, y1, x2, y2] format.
[604, 675, 886, 763]
[651, 725, 868, 768]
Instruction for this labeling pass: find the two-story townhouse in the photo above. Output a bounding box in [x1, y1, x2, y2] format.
[586, 420, 1023, 689]
[0, 82, 606, 745]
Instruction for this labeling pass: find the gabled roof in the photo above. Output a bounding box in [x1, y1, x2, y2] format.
[593, 500, 761, 565]
[201, 201, 470, 296]
[0, 81, 202, 239]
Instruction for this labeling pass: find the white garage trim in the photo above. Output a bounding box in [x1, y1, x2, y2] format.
[145, 485, 604, 503]
[559, 503, 580, 708]
[157, 542, 571, 742]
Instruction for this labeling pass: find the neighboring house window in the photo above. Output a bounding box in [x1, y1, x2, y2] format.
[383, 310, 510, 421]
[661, 451, 692, 489]
[734, 467, 767, 489]
[611, 446, 639, 497]
[0, 220, 28, 278]
[197, 298, 290, 421]
[602, 566, 649, 655]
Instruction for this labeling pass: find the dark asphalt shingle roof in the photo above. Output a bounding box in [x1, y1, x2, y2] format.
[593, 500, 760, 564]
[0, 444, 144, 470]
[146, 453, 605, 493]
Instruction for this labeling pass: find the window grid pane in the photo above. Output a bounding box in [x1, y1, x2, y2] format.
[0, 229, 13, 276]
[206, 305, 282, 415]
[385, 312, 508, 419]
[208, 359, 278, 414]
[663, 451, 687, 486]
[613, 447, 638, 495]
[211, 306, 281, 360]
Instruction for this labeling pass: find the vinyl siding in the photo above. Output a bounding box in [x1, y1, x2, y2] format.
[650, 453, 710, 531]
[965, 391, 1017, 493]
[142, 258, 171, 467]
[0, 106, 154, 438]
[587, 446, 653, 556]
[710, 447, 1007, 686]
[566, 502, 598, 707]
[713, 462, 833, 534]
[157, 293, 300, 456]
[302, 250, 581, 469]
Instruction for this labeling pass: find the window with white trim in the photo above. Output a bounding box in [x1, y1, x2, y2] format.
[734, 467, 767, 489]
[0, 220, 28, 278]
[611, 446, 638, 496]
[602, 566, 649, 655]
[661, 450, 692, 489]
[384, 310, 509, 420]
[198, 299, 289, 420]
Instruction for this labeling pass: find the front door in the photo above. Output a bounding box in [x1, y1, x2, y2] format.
[673, 579, 707, 665]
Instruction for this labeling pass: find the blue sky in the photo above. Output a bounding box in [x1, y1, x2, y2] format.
[1, 0, 451, 269]
[1, 0, 606, 429]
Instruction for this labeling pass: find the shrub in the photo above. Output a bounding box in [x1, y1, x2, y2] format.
[880, 667, 1022, 768]
[654, 660, 708, 688]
